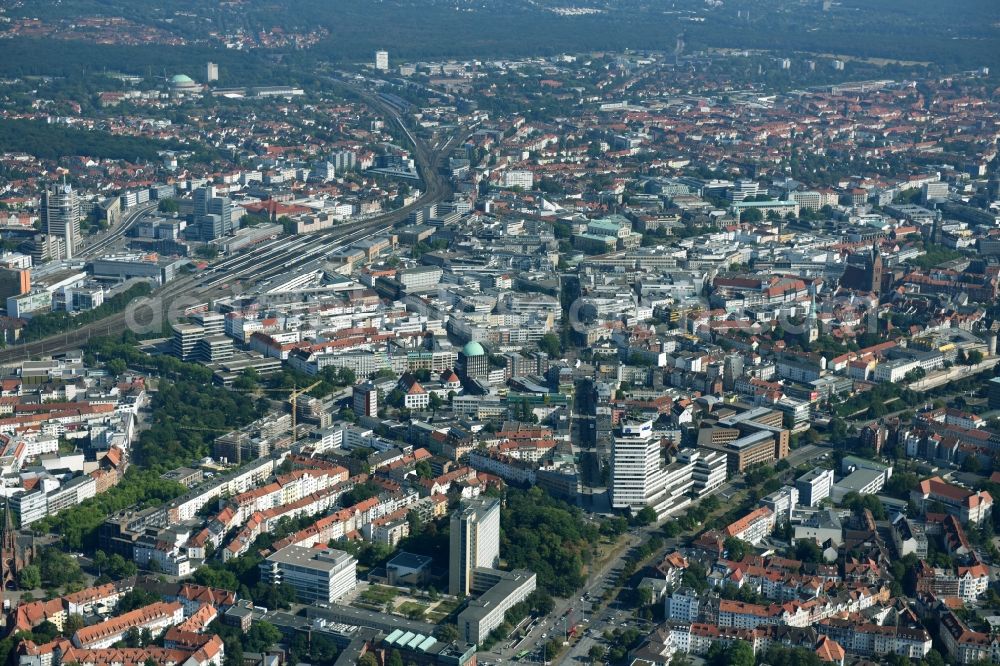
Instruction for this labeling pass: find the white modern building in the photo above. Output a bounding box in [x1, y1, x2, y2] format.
[449, 497, 501, 596]
[457, 568, 536, 645]
[795, 467, 835, 507]
[666, 588, 701, 623]
[611, 421, 666, 512]
[501, 170, 534, 190]
[679, 448, 728, 494]
[874, 358, 920, 383]
[761, 485, 799, 523]
[259, 545, 357, 604]
[612, 421, 697, 519]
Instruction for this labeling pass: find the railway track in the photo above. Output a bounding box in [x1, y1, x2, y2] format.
[0, 82, 469, 364]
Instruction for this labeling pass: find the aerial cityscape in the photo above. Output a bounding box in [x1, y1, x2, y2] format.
[0, 0, 1000, 665]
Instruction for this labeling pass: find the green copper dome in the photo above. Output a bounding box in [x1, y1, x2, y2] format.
[461, 341, 486, 357]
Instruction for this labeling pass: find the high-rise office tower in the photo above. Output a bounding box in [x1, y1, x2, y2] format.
[191, 186, 236, 241]
[206, 62, 219, 82]
[610, 420, 668, 512]
[722, 353, 744, 391]
[353, 383, 378, 418]
[41, 183, 80, 260]
[332, 150, 357, 172]
[375, 50, 389, 72]
[449, 497, 501, 596]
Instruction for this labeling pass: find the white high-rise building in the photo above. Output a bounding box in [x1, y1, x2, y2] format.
[206, 62, 219, 82]
[375, 50, 390, 72]
[612, 421, 664, 510]
[41, 183, 80, 260]
[611, 421, 694, 518]
[449, 497, 500, 595]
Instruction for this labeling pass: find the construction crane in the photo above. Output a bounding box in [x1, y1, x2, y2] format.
[218, 379, 324, 443]
[238, 381, 323, 441]
[286, 380, 323, 443]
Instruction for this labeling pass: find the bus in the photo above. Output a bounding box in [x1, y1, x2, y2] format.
[514, 650, 530, 661]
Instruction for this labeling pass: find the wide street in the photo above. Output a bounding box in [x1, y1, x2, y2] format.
[479, 444, 832, 664]
[478, 441, 832, 665]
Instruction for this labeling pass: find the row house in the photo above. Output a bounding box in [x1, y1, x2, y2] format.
[21, 635, 224, 666]
[71, 601, 185, 649]
[817, 618, 933, 660]
[939, 610, 1000, 665]
[915, 560, 990, 602]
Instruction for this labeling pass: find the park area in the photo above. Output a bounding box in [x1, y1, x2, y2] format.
[352, 583, 460, 623]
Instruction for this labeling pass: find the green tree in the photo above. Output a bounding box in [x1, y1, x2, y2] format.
[388, 649, 404, 666]
[246, 621, 281, 652]
[794, 539, 823, 563]
[63, 614, 85, 637]
[632, 506, 657, 526]
[530, 590, 555, 615]
[108, 553, 138, 579]
[116, 588, 160, 613]
[0, 637, 15, 666]
[37, 548, 83, 588]
[501, 487, 600, 596]
[671, 654, 693, 666]
[537, 332, 562, 357]
[123, 626, 142, 648]
[195, 245, 219, 260]
[707, 640, 754, 666]
[961, 456, 982, 473]
[157, 198, 180, 214]
[723, 537, 747, 562]
[17, 565, 41, 590]
[386, 388, 405, 409]
[415, 460, 433, 478]
[357, 654, 379, 666]
[434, 623, 459, 642]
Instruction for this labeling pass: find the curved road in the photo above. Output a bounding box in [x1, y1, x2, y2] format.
[78, 200, 157, 258]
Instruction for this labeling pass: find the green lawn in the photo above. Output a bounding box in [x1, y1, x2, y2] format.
[425, 597, 460, 623]
[397, 600, 428, 620]
[359, 585, 398, 605]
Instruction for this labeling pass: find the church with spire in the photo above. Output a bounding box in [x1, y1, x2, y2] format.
[1, 498, 34, 623]
[806, 292, 820, 343]
[839, 242, 885, 297]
